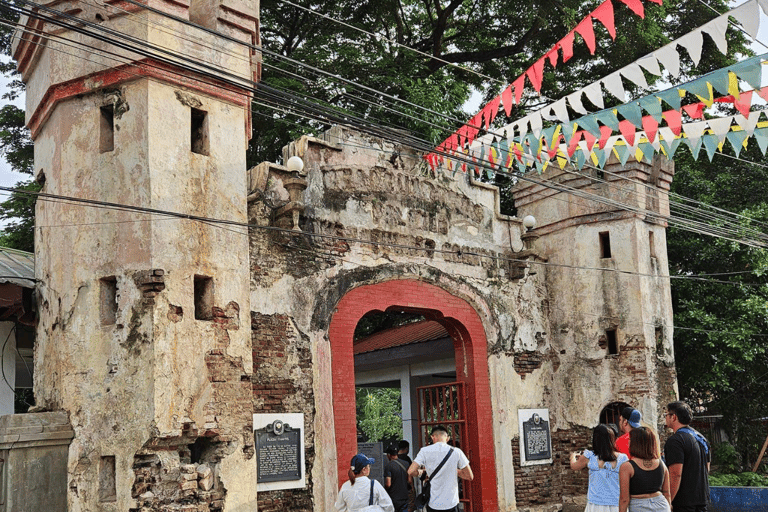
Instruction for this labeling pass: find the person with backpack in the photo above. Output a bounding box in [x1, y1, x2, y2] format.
[663, 401, 711, 512]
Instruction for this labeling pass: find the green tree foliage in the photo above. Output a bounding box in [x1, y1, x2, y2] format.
[669, 144, 768, 467]
[356, 387, 403, 443]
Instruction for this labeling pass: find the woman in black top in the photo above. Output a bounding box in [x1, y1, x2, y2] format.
[619, 427, 671, 512]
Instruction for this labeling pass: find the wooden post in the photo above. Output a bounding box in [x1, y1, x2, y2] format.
[752, 433, 768, 473]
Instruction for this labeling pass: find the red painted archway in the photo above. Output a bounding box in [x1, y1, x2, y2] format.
[329, 279, 499, 511]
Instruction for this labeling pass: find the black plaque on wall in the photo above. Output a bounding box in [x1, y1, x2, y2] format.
[255, 420, 301, 483]
[522, 413, 551, 461]
[357, 442, 384, 485]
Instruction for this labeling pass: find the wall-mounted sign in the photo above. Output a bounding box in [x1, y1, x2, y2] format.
[254, 413, 306, 492]
[357, 442, 384, 486]
[518, 408, 552, 466]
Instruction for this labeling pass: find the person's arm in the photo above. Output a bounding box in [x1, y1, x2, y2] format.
[570, 451, 588, 471]
[407, 461, 421, 478]
[619, 462, 632, 512]
[457, 463, 474, 481]
[661, 464, 672, 504]
[385, 476, 392, 489]
[668, 463, 683, 502]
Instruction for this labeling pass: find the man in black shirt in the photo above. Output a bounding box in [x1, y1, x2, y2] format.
[397, 439, 412, 465]
[384, 446, 411, 512]
[664, 401, 711, 512]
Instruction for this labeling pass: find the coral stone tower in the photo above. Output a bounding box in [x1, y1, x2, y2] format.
[13, 0, 260, 509]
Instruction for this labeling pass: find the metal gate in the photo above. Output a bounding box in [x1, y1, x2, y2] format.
[416, 381, 472, 512]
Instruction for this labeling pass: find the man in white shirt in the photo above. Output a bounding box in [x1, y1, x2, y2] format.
[407, 426, 473, 512]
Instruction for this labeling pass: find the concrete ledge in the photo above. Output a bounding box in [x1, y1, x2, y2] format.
[710, 486, 768, 512]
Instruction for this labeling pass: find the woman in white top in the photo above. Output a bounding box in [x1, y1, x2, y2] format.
[335, 453, 395, 512]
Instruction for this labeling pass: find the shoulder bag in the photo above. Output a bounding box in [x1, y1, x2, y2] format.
[415, 448, 454, 510]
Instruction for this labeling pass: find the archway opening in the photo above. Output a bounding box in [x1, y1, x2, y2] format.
[329, 280, 499, 511]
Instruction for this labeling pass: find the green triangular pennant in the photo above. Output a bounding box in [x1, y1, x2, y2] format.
[657, 89, 682, 111]
[684, 78, 711, 101]
[577, 116, 602, 137]
[639, 142, 656, 163]
[594, 110, 620, 131]
[620, 144, 633, 166]
[684, 137, 703, 159]
[499, 138, 509, 167]
[726, 131, 748, 158]
[614, 144, 627, 165]
[707, 69, 730, 96]
[542, 126, 557, 148]
[702, 133, 719, 161]
[730, 55, 763, 90]
[753, 127, 768, 155]
[574, 149, 586, 170]
[561, 122, 577, 145]
[594, 147, 608, 168]
[516, 158, 527, 172]
[661, 138, 682, 160]
[617, 102, 644, 129]
[638, 96, 663, 122]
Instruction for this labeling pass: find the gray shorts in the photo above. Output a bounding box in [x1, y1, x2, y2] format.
[629, 496, 671, 512]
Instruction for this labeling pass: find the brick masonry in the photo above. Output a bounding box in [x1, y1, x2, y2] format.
[252, 312, 315, 511]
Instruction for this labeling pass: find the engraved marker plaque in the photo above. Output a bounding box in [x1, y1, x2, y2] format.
[255, 419, 301, 483]
[518, 408, 553, 466]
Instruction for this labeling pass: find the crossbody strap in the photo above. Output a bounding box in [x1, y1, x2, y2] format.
[369, 479, 375, 506]
[429, 448, 454, 480]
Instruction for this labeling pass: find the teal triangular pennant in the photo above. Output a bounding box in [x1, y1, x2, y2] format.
[619, 144, 633, 166]
[726, 131, 748, 158]
[638, 96, 663, 122]
[542, 126, 557, 148]
[730, 55, 763, 90]
[617, 102, 644, 129]
[684, 137, 703, 159]
[594, 147, 608, 168]
[577, 116, 602, 137]
[499, 138, 509, 167]
[486, 168, 496, 180]
[534, 159, 545, 173]
[574, 149, 586, 170]
[478, 145, 486, 166]
[684, 78, 711, 101]
[561, 122, 576, 145]
[657, 88, 682, 110]
[516, 158, 527, 172]
[614, 144, 627, 165]
[525, 133, 541, 157]
[639, 142, 656, 163]
[707, 69, 730, 96]
[594, 110, 620, 131]
[661, 138, 682, 160]
[702, 133, 719, 162]
[753, 127, 768, 155]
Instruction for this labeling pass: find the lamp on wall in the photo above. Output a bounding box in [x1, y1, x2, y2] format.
[277, 156, 308, 231]
[521, 215, 538, 251]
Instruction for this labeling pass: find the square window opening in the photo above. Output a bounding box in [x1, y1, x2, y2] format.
[599, 231, 612, 259]
[194, 275, 214, 320]
[606, 329, 618, 355]
[100, 276, 118, 325]
[191, 108, 209, 155]
[100, 105, 114, 153]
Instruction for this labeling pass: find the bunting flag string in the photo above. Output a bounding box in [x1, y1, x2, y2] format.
[430, 0, 765, 165]
[430, 0, 663, 158]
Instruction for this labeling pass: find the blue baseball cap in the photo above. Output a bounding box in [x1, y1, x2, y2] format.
[351, 453, 375, 473]
[628, 409, 642, 428]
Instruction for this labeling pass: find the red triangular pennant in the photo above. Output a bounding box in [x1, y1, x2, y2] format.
[526, 57, 546, 92]
[567, 130, 583, 157]
[502, 85, 513, 117]
[546, 44, 559, 67]
[486, 95, 501, 128]
[574, 17, 596, 54]
[513, 76, 525, 104]
[591, 0, 616, 40]
[662, 109, 682, 136]
[682, 103, 704, 119]
[560, 31, 575, 63]
[757, 87, 768, 103]
[642, 115, 659, 143]
[619, 0, 645, 18]
[598, 125, 613, 149]
[619, 120, 636, 146]
[583, 130, 598, 151]
[733, 90, 752, 118]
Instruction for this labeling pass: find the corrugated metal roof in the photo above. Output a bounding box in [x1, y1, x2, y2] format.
[0, 247, 34, 288]
[353, 320, 449, 355]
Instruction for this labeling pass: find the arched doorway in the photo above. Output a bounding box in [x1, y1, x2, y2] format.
[329, 279, 499, 511]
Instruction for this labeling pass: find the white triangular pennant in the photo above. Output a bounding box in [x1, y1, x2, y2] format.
[602, 72, 626, 101]
[684, 120, 708, 147]
[707, 116, 733, 143]
[734, 111, 761, 136]
[759, 0, 768, 15]
[541, 106, 558, 122]
[654, 45, 681, 78]
[551, 98, 569, 123]
[620, 63, 649, 89]
[529, 112, 542, 137]
[583, 82, 605, 109]
[637, 55, 662, 77]
[568, 91, 589, 115]
[517, 118, 529, 144]
[679, 30, 704, 66]
[732, 0, 760, 38]
[603, 135, 618, 159]
[701, 14, 729, 55]
[657, 126, 676, 145]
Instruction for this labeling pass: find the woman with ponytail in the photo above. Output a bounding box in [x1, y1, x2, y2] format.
[335, 453, 394, 512]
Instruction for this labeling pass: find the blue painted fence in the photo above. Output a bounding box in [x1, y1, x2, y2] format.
[709, 486, 768, 511]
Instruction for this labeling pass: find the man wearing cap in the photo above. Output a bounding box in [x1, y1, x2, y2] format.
[616, 407, 642, 457]
[384, 446, 411, 512]
[407, 426, 473, 512]
[664, 401, 711, 512]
